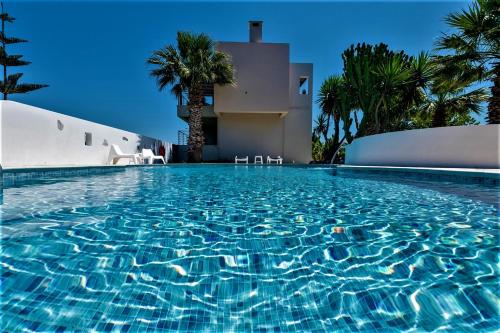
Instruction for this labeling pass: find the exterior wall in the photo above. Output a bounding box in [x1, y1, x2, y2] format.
[345, 125, 500, 168]
[284, 63, 313, 163]
[218, 113, 284, 161]
[215, 42, 290, 113]
[0, 101, 171, 168]
[176, 145, 219, 162]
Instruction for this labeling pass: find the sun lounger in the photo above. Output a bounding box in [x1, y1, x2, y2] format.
[108, 144, 140, 165]
[141, 149, 166, 164]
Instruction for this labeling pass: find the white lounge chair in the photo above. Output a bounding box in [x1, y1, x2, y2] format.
[108, 144, 140, 165]
[141, 149, 166, 164]
[267, 156, 283, 164]
[235, 156, 249, 164]
[254, 155, 263, 164]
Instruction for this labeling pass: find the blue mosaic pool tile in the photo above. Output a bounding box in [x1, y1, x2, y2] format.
[0, 165, 498, 331]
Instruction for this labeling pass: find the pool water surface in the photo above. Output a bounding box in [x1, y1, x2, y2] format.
[1, 166, 499, 332]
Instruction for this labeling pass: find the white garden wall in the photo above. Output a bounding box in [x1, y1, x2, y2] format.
[345, 125, 500, 169]
[0, 101, 171, 168]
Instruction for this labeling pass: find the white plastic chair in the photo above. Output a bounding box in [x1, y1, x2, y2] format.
[267, 156, 283, 164]
[235, 156, 249, 164]
[141, 149, 166, 164]
[254, 155, 263, 164]
[108, 144, 140, 165]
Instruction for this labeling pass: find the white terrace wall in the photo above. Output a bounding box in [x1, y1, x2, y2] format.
[0, 101, 170, 168]
[345, 125, 500, 169]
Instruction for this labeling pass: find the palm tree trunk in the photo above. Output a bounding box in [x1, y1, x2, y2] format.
[187, 88, 204, 163]
[353, 111, 359, 131]
[324, 113, 330, 143]
[325, 114, 341, 162]
[333, 113, 340, 151]
[432, 105, 446, 128]
[330, 136, 345, 164]
[374, 94, 384, 134]
[487, 62, 500, 124]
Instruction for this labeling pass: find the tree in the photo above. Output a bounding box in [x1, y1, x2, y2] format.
[422, 81, 488, 128]
[342, 43, 383, 136]
[0, 2, 47, 100]
[311, 134, 324, 162]
[383, 52, 434, 131]
[315, 75, 355, 162]
[342, 43, 432, 136]
[313, 112, 328, 143]
[373, 53, 413, 133]
[316, 76, 341, 154]
[435, 0, 499, 124]
[148, 32, 234, 162]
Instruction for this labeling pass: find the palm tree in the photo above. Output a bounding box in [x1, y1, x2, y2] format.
[435, 0, 499, 124]
[147, 32, 234, 162]
[316, 75, 356, 162]
[389, 52, 434, 130]
[373, 54, 413, 133]
[422, 81, 489, 127]
[317, 76, 340, 146]
[0, 2, 47, 100]
[313, 112, 328, 142]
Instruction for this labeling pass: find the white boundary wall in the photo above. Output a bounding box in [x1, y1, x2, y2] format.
[345, 125, 500, 169]
[0, 101, 171, 168]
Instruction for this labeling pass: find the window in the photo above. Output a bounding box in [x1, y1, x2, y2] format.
[84, 132, 92, 146]
[299, 76, 309, 95]
[203, 95, 214, 106]
[122, 136, 128, 142]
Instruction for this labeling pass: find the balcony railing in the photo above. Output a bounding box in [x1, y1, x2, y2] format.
[177, 85, 215, 106]
[178, 130, 188, 145]
[177, 105, 216, 119]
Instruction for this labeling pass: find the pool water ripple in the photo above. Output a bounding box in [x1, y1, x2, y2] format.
[1, 166, 499, 332]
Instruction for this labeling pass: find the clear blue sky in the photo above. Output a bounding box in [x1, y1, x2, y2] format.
[7, 0, 473, 142]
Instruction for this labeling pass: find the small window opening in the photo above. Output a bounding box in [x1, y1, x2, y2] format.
[85, 132, 92, 146]
[299, 76, 309, 95]
[203, 95, 214, 106]
[122, 136, 128, 142]
[252, 22, 260, 27]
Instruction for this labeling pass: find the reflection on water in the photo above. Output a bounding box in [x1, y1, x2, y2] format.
[1, 166, 498, 332]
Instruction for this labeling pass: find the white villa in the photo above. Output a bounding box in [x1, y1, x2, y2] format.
[177, 21, 312, 163]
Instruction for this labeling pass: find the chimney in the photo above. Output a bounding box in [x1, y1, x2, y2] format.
[249, 21, 263, 43]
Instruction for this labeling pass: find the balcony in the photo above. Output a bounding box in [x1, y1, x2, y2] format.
[177, 105, 216, 120]
[176, 85, 217, 120]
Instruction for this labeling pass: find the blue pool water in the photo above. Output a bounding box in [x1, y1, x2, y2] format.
[1, 165, 499, 332]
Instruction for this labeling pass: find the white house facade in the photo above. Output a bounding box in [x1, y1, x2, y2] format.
[177, 21, 312, 163]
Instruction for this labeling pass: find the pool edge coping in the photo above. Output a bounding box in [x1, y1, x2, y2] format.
[337, 165, 500, 179]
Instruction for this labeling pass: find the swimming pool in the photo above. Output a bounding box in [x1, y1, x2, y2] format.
[1, 165, 499, 332]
